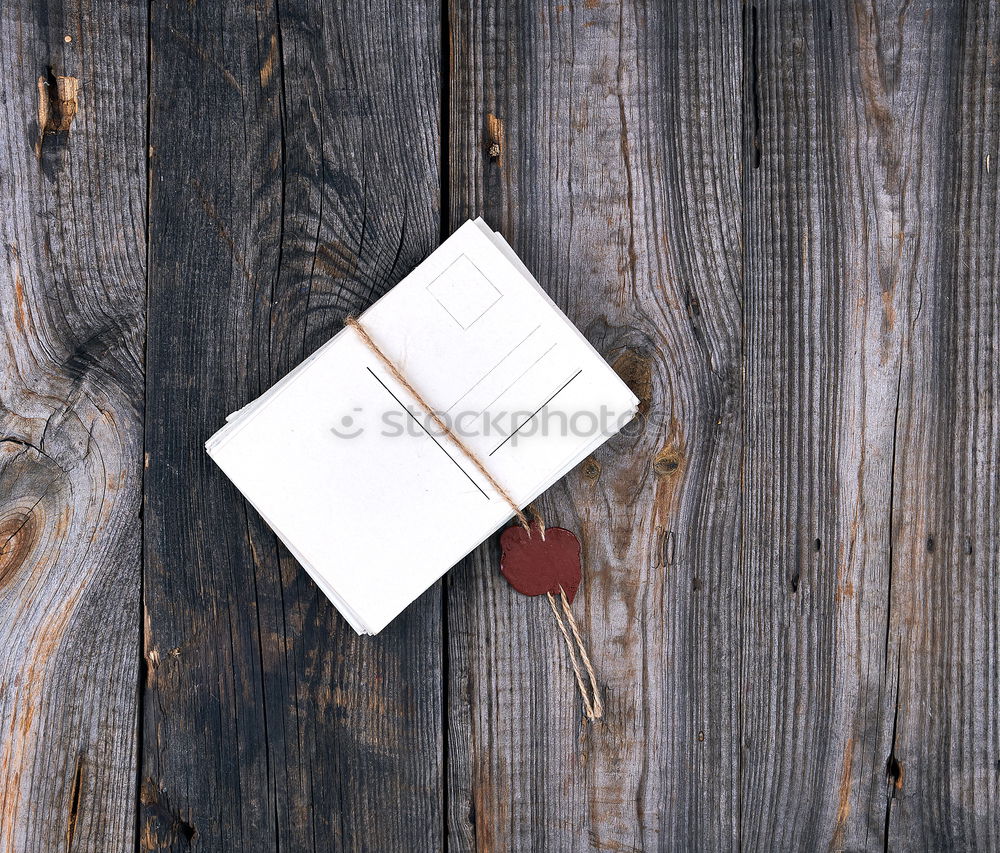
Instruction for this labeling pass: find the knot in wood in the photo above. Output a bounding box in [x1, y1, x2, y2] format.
[37, 73, 79, 134]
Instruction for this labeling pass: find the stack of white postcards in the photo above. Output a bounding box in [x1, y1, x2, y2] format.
[207, 219, 638, 634]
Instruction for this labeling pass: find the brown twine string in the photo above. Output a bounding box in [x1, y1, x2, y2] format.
[546, 591, 595, 719]
[526, 502, 546, 541]
[346, 316, 602, 719]
[557, 588, 603, 718]
[345, 317, 531, 532]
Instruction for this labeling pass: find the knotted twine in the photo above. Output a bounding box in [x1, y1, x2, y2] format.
[345, 316, 603, 719]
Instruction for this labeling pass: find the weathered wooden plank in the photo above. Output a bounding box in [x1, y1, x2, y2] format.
[446, 1, 744, 849]
[885, 2, 1000, 847]
[0, 2, 146, 851]
[141, 0, 443, 850]
[2, 3, 994, 850]
[739, 1, 975, 849]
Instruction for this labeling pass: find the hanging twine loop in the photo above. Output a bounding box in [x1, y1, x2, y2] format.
[346, 316, 602, 718]
[546, 587, 603, 719]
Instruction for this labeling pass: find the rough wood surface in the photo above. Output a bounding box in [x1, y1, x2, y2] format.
[446, 1, 744, 850]
[1, 1, 998, 850]
[447, 0, 1000, 851]
[140, 0, 443, 850]
[0, 1, 146, 851]
[741, 3, 998, 849]
[884, 3, 1000, 848]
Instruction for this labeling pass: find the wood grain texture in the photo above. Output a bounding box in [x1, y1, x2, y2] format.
[448, 0, 1000, 851]
[740, 1, 913, 847]
[1, 1, 998, 850]
[739, 2, 997, 849]
[446, 1, 744, 850]
[0, 1, 146, 851]
[885, 2, 1000, 848]
[141, 0, 443, 850]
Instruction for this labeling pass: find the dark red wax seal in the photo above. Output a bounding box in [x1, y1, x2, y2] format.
[499, 524, 582, 603]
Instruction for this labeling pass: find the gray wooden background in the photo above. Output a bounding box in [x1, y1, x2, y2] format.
[1, 0, 998, 850]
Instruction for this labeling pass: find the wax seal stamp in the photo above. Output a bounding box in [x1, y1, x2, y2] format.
[499, 523, 582, 603]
